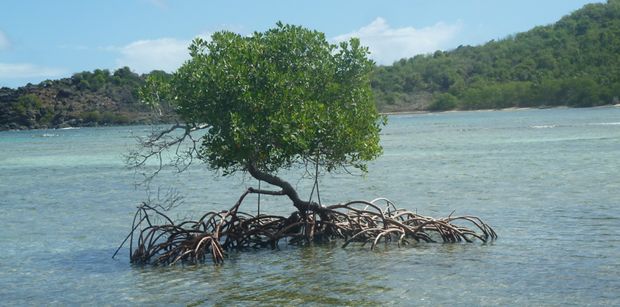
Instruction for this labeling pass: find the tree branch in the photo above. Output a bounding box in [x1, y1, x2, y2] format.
[125, 122, 209, 185]
[248, 187, 286, 196]
[247, 162, 321, 213]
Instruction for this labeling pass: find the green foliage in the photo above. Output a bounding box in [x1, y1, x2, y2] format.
[15, 94, 43, 115]
[14, 94, 53, 125]
[81, 110, 102, 123]
[140, 70, 172, 113]
[460, 81, 530, 109]
[144, 22, 384, 175]
[372, 0, 620, 110]
[101, 111, 130, 124]
[70, 67, 143, 92]
[80, 110, 130, 124]
[113, 67, 142, 87]
[429, 93, 458, 111]
[71, 70, 108, 91]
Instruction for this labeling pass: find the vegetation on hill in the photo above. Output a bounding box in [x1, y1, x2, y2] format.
[372, 0, 620, 111]
[0, 67, 174, 130]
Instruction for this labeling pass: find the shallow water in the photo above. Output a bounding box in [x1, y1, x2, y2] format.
[1, 107, 619, 306]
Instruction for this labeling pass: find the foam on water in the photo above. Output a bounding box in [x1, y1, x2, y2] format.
[530, 124, 557, 129]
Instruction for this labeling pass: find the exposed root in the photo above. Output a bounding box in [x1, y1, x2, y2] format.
[115, 191, 497, 265]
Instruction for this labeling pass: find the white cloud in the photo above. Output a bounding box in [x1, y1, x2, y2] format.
[115, 37, 192, 73]
[0, 30, 10, 50]
[0, 62, 65, 79]
[113, 32, 213, 73]
[333, 17, 462, 65]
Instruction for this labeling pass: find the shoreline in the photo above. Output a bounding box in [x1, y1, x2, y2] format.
[380, 104, 619, 116]
[2, 104, 619, 132]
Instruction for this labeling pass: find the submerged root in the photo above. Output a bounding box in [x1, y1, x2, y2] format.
[115, 192, 497, 265]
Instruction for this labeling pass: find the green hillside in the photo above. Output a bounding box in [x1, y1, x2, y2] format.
[0, 68, 175, 130]
[372, 0, 620, 111]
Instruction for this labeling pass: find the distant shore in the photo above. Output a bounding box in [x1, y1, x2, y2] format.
[380, 104, 620, 116]
[3, 104, 618, 132]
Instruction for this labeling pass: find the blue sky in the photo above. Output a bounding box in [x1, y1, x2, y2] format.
[0, 0, 604, 88]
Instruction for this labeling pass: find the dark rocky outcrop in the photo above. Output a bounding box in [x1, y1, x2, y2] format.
[0, 68, 175, 130]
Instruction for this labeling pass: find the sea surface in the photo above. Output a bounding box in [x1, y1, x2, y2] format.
[1, 107, 619, 306]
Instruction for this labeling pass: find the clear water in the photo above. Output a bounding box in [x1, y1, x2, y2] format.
[1, 107, 619, 306]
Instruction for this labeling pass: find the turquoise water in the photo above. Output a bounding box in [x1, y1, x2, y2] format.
[1, 107, 619, 305]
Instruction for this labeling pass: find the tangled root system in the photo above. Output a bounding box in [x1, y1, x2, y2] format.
[115, 189, 497, 265]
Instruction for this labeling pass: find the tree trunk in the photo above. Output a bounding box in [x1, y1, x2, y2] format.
[247, 162, 321, 213]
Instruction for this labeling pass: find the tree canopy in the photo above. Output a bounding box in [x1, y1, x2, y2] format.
[147, 22, 383, 177]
